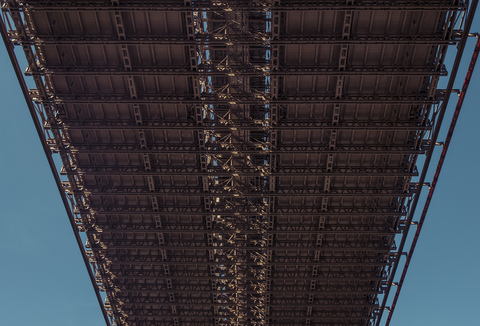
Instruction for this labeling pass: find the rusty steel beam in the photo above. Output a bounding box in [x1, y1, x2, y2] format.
[67, 165, 418, 177]
[15, 34, 459, 45]
[125, 314, 371, 321]
[52, 120, 432, 131]
[36, 94, 441, 105]
[104, 260, 389, 267]
[13, 0, 467, 12]
[85, 205, 405, 215]
[119, 290, 375, 296]
[93, 243, 392, 251]
[385, 35, 480, 326]
[96, 227, 396, 235]
[111, 273, 386, 281]
[83, 192, 411, 198]
[29, 65, 448, 77]
[375, 1, 479, 324]
[59, 143, 426, 154]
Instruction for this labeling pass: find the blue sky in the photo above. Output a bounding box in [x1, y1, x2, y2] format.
[1, 17, 479, 326]
[0, 46, 107, 324]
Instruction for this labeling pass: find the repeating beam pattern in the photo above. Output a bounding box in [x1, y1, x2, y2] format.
[0, 0, 472, 326]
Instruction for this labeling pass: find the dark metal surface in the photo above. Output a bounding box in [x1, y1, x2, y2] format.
[1, 0, 475, 325]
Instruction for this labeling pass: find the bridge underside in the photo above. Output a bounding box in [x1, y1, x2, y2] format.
[1, 1, 473, 325]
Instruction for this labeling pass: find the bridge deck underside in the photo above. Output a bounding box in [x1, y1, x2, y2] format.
[3, 1, 464, 325]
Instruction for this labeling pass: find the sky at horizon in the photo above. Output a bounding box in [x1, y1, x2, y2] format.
[0, 11, 479, 326]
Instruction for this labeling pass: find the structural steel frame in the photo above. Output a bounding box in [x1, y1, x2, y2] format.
[1, 0, 477, 325]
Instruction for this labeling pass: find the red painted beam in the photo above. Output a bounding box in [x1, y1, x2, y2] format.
[385, 36, 480, 326]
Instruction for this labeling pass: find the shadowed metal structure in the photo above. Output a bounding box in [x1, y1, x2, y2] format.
[1, 1, 477, 325]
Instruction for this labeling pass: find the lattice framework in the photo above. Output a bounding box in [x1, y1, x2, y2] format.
[0, 0, 475, 325]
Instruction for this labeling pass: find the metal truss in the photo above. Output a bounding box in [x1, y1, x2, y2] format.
[0, 1, 117, 324]
[1, 0, 471, 325]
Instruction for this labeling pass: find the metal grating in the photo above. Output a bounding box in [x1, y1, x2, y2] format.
[0, 1, 476, 325]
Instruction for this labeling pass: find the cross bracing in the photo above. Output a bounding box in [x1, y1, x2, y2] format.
[1, 0, 476, 326]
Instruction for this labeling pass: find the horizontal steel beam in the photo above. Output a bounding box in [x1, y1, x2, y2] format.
[116, 288, 382, 296]
[30, 64, 447, 77]
[94, 243, 391, 251]
[119, 302, 373, 310]
[111, 273, 385, 281]
[106, 274, 387, 282]
[68, 149, 423, 155]
[14, 0, 467, 12]
[54, 120, 431, 131]
[122, 320, 364, 326]
[82, 185, 409, 193]
[74, 171, 417, 178]
[68, 165, 418, 177]
[38, 93, 440, 105]
[80, 186, 411, 197]
[106, 260, 389, 267]
[20, 34, 458, 45]
[96, 227, 396, 236]
[117, 289, 381, 297]
[117, 302, 378, 309]
[63, 144, 426, 154]
[83, 194, 409, 200]
[83, 192, 411, 198]
[119, 295, 374, 303]
[114, 283, 381, 293]
[86, 206, 405, 215]
[125, 314, 371, 322]
[117, 291, 374, 299]
[91, 220, 397, 229]
[124, 320, 366, 326]
[119, 298, 377, 306]
[101, 255, 389, 265]
[119, 300, 377, 308]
